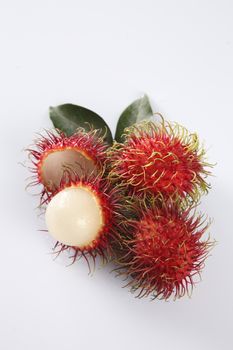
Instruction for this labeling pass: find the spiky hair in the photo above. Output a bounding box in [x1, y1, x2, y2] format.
[115, 199, 214, 300]
[26, 128, 109, 204]
[109, 120, 212, 203]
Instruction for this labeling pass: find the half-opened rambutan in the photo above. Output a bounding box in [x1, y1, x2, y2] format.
[116, 200, 214, 300]
[27, 128, 108, 203]
[109, 120, 212, 202]
[45, 171, 124, 268]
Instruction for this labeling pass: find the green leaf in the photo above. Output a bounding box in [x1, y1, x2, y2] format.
[50, 103, 113, 145]
[115, 95, 153, 143]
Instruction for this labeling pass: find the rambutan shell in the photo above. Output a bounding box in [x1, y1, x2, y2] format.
[109, 120, 212, 202]
[27, 128, 109, 202]
[116, 200, 214, 300]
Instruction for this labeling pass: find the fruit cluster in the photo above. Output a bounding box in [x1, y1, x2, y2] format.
[26, 96, 214, 300]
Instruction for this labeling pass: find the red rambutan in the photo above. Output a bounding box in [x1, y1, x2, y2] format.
[27, 128, 108, 203]
[116, 200, 214, 300]
[109, 120, 212, 202]
[45, 171, 124, 268]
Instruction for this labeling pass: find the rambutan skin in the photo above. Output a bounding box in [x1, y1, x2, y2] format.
[116, 201, 214, 300]
[45, 171, 125, 269]
[27, 128, 109, 203]
[109, 120, 212, 202]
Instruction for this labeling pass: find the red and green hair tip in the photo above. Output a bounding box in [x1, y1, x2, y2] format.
[109, 118, 213, 203]
[25, 97, 215, 300]
[114, 198, 214, 300]
[26, 127, 109, 204]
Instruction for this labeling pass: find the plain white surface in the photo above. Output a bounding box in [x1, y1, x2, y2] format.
[0, 1, 232, 349]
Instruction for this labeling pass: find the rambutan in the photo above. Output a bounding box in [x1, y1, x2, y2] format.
[109, 120, 212, 202]
[27, 128, 108, 202]
[116, 200, 214, 300]
[45, 171, 124, 268]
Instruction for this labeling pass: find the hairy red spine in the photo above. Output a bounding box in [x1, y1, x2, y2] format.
[26, 128, 108, 203]
[109, 121, 212, 202]
[117, 201, 214, 300]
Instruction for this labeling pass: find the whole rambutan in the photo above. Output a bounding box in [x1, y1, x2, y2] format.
[45, 171, 124, 268]
[27, 128, 108, 203]
[109, 120, 212, 202]
[116, 200, 214, 300]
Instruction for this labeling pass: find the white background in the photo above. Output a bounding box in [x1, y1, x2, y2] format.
[0, 1, 232, 349]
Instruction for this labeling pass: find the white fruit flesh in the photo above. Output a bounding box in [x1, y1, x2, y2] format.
[45, 186, 103, 247]
[41, 149, 96, 190]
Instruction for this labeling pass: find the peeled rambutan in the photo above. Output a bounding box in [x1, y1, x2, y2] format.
[116, 200, 214, 300]
[44, 171, 124, 268]
[27, 128, 108, 202]
[109, 120, 212, 202]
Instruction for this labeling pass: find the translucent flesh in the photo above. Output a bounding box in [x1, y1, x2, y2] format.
[45, 186, 103, 247]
